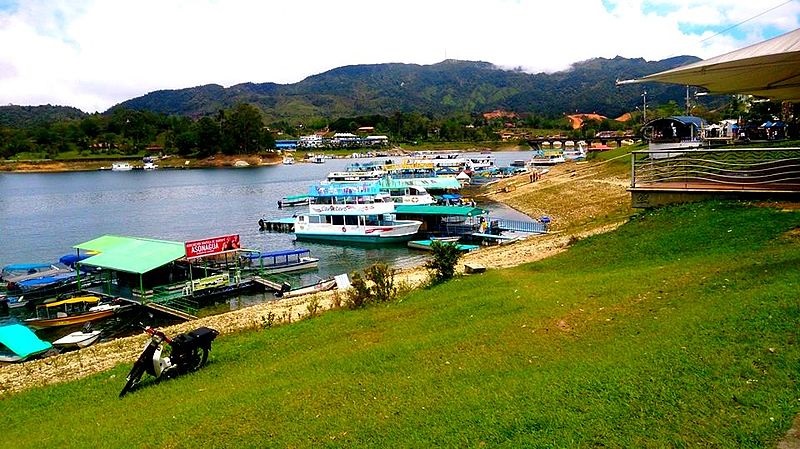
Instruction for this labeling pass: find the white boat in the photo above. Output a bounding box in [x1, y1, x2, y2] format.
[277, 278, 338, 299]
[0, 294, 27, 309]
[242, 248, 319, 274]
[326, 162, 386, 182]
[278, 194, 312, 208]
[282, 156, 295, 165]
[384, 185, 436, 205]
[466, 154, 496, 170]
[52, 330, 101, 349]
[294, 182, 422, 244]
[111, 162, 133, 171]
[529, 151, 565, 166]
[142, 162, 158, 170]
[563, 145, 587, 161]
[304, 154, 325, 164]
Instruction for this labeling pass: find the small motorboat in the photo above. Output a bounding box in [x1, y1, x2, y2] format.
[277, 278, 338, 299]
[24, 296, 121, 329]
[0, 323, 52, 363]
[0, 294, 28, 310]
[278, 194, 311, 208]
[111, 162, 133, 171]
[53, 330, 102, 349]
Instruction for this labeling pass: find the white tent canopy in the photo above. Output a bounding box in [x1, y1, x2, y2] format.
[619, 28, 800, 101]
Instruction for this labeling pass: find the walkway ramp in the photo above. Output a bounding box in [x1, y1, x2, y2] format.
[145, 302, 197, 321]
[492, 218, 549, 234]
[252, 276, 286, 291]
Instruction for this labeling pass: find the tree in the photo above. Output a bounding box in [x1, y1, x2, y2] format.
[174, 130, 197, 155]
[195, 116, 221, 157]
[221, 103, 267, 154]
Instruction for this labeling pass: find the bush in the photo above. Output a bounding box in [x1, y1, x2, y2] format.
[346, 262, 397, 309]
[425, 240, 462, 285]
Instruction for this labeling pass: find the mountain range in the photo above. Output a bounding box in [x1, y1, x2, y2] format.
[2, 56, 706, 127]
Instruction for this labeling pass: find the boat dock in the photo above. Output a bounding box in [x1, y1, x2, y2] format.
[258, 217, 295, 232]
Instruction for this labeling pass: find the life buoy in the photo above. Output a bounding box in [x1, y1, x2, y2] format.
[411, 197, 418, 203]
[342, 226, 347, 232]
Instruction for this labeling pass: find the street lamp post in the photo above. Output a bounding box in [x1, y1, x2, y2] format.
[642, 90, 647, 123]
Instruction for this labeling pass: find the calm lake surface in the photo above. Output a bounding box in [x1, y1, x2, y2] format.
[0, 151, 533, 315]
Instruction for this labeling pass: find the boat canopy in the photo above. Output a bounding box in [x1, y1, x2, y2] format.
[2, 263, 52, 273]
[308, 182, 381, 197]
[282, 194, 310, 201]
[41, 296, 99, 308]
[17, 272, 76, 287]
[75, 235, 186, 274]
[245, 248, 311, 260]
[617, 27, 800, 101]
[0, 323, 52, 359]
[378, 177, 461, 190]
[395, 205, 487, 217]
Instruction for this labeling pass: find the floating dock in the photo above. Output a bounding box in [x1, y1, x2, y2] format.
[407, 240, 480, 252]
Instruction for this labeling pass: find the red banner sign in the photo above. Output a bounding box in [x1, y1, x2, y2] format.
[185, 234, 240, 259]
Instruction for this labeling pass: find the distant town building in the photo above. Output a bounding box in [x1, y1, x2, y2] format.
[364, 135, 389, 146]
[275, 140, 298, 150]
[298, 134, 324, 148]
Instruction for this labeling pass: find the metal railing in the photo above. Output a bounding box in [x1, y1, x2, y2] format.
[631, 148, 800, 190]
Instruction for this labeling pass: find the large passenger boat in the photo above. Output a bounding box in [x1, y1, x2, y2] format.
[294, 182, 422, 244]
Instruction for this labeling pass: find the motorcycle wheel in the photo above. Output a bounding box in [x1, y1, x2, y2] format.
[186, 346, 210, 372]
[119, 364, 145, 397]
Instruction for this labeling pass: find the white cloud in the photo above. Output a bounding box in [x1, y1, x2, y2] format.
[0, 0, 797, 112]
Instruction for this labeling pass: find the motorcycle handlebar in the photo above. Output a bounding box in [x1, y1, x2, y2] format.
[143, 325, 171, 344]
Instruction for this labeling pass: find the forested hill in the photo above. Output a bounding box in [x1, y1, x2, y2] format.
[0, 105, 87, 128]
[113, 56, 701, 119]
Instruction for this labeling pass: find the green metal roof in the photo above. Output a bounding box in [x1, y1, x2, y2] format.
[395, 205, 487, 216]
[74, 235, 186, 274]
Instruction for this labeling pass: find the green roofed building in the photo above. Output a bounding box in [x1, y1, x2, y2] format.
[74, 235, 187, 299]
[75, 235, 186, 275]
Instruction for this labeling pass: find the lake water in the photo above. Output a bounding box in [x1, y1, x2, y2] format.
[0, 151, 533, 316]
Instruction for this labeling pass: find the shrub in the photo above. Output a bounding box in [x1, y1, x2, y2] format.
[346, 262, 397, 309]
[365, 262, 396, 303]
[260, 311, 276, 329]
[305, 296, 321, 317]
[425, 240, 463, 285]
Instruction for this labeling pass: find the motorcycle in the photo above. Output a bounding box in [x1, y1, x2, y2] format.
[119, 325, 219, 397]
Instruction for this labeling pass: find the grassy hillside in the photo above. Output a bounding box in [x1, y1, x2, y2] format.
[3, 201, 799, 447]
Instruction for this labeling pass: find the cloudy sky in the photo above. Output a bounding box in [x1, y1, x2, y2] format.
[1, 0, 798, 112]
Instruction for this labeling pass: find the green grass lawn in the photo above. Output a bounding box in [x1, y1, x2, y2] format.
[3, 201, 799, 448]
